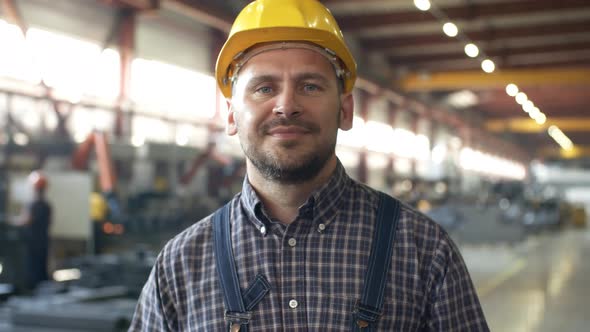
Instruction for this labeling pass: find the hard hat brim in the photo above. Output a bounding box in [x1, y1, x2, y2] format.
[216, 27, 357, 98]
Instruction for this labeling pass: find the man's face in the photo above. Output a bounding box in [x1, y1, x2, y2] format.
[227, 47, 353, 184]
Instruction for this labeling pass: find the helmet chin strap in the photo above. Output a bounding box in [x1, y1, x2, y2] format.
[228, 41, 348, 87]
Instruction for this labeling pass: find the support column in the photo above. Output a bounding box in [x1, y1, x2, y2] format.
[210, 28, 228, 126]
[385, 101, 398, 191]
[115, 9, 136, 138]
[410, 113, 419, 178]
[357, 90, 370, 183]
[1, 0, 27, 34]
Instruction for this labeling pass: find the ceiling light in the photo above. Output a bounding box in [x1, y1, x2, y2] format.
[414, 0, 431, 11]
[443, 23, 458, 37]
[522, 100, 535, 113]
[13, 133, 29, 146]
[445, 90, 479, 108]
[515, 92, 528, 104]
[481, 59, 495, 73]
[464, 43, 479, 58]
[535, 113, 546, 125]
[528, 107, 540, 118]
[548, 126, 574, 150]
[175, 134, 189, 146]
[506, 83, 519, 96]
[131, 135, 145, 147]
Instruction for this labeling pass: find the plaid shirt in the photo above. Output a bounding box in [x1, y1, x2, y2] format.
[129, 161, 489, 331]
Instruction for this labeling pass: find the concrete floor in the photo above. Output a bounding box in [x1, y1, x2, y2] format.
[460, 228, 590, 332]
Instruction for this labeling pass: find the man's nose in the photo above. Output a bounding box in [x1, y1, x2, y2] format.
[272, 87, 302, 118]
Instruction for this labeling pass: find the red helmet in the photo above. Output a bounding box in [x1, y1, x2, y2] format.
[29, 170, 48, 191]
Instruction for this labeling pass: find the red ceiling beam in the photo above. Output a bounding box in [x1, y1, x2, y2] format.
[481, 106, 590, 118]
[322, 0, 375, 3]
[163, 0, 233, 32]
[388, 41, 590, 65]
[481, 85, 590, 102]
[101, 0, 232, 32]
[390, 55, 590, 72]
[507, 58, 590, 69]
[337, 0, 590, 30]
[565, 132, 590, 144]
[481, 101, 589, 113]
[365, 21, 590, 50]
[101, 0, 159, 11]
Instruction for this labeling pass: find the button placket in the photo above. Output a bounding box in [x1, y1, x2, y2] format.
[279, 225, 307, 327]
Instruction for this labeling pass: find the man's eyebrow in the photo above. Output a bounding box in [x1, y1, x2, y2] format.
[294, 73, 331, 85]
[244, 75, 280, 89]
[243, 72, 333, 89]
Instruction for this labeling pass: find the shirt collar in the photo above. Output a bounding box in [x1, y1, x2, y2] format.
[239, 159, 350, 230]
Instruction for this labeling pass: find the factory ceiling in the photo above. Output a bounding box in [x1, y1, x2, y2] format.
[110, 0, 590, 166]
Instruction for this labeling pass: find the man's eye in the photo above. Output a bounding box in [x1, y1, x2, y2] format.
[303, 84, 320, 93]
[256, 86, 273, 94]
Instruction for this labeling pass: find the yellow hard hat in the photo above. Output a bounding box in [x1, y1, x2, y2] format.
[215, 0, 357, 98]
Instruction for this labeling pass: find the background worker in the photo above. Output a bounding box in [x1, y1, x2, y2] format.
[14, 171, 52, 290]
[130, 0, 489, 330]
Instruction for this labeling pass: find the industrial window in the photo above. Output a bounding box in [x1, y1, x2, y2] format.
[460, 147, 526, 180]
[0, 20, 120, 101]
[130, 58, 217, 121]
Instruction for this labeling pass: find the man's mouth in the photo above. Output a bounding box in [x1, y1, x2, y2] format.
[267, 126, 311, 139]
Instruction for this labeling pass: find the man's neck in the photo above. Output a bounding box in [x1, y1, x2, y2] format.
[247, 157, 337, 224]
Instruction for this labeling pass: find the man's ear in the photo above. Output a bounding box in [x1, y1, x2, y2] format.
[226, 99, 238, 136]
[339, 93, 354, 131]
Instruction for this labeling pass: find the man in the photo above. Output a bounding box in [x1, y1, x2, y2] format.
[16, 171, 52, 290]
[130, 0, 489, 331]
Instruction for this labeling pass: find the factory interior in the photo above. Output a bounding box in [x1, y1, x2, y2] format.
[0, 0, 589, 331]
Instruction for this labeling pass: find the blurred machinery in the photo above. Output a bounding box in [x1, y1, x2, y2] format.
[70, 132, 244, 252]
[0, 225, 27, 299]
[571, 205, 587, 228]
[393, 175, 586, 240]
[0, 248, 154, 331]
[489, 180, 586, 233]
[0, 141, 246, 330]
[72, 132, 121, 219]
[0, 168, 27, 296]
[390, 177, 467, 232]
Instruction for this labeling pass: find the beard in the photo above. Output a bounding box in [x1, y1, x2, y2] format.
[240, 117, 339, 184]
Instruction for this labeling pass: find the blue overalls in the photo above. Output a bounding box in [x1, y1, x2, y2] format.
[213, 192, 401, 331]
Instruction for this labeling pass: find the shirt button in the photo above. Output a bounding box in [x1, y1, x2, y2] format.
[318, 223, 326, 232]
[260, 226, 267, 235]
[288, 238, 297, 247]
[289, 299, 298, 309]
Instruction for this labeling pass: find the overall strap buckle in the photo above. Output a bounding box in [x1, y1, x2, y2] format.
[225, 311, 252, 332]
[353, 300, 382, 328]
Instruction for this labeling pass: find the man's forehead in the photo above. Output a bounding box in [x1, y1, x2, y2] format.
[236, 48, 338, 81]
[244, 47, 334, 69]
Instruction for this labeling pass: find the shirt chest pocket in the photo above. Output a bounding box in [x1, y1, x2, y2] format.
[304, 296, 422, 331]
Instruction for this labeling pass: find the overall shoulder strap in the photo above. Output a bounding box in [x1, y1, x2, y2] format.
[353, 192, 402, 330]
[213, 203, 270, 332]
[213, 203, 250, 332]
